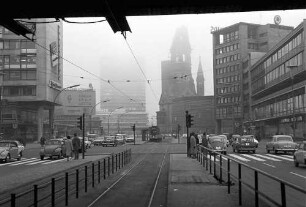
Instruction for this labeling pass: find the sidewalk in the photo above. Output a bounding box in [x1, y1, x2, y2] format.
[167, 154, 255, 207]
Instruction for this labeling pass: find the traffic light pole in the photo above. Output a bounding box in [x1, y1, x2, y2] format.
[186, 111, 190, 157]
[133, 124, 136, 145]
[82, 113, 85, 159]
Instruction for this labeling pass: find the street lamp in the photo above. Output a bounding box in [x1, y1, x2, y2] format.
[107, 106, 123, 135]
[89, 99, 110, 133]
[51, 84, 80, 137]
[287, 65, 297, 138]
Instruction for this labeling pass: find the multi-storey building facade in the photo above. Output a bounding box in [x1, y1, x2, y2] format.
[250, 20, 306, 139]
[212, 22, 293, 134]
[0, 19, 63, 142]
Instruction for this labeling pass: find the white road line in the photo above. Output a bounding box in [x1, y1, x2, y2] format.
[240, 154, 266, 161]
[9, 158, 40, 166]
[253, 154, 281, 161]
[228, 154, 250, 162]
[26, 160, 50, 165]
[0, 158, 36, 166]
[290, 172, 306, 179]
[42, 159, 65, 164]
[281, 155, 293, 159]
[265, 154, 293, 161]
[263, 163, 276, 168]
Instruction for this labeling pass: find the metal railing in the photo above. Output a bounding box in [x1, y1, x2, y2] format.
[0, 149, 132, 207]
[196, 145, 306, 207]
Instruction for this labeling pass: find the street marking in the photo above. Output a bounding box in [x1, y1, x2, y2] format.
[0, 158, 36, 166]
[26, 160, 50, 165]
[265, 154, 292, 161]
[263, 163, 276, 168]
[240, 154, 266, 161]
[281, 155, 294, 159]
[42, 159, 66, 164]
[228, 154, 250, 162]
[9, 158, 40, 166]
[253, 154, 281, 161]
[290, 172, 306, 179]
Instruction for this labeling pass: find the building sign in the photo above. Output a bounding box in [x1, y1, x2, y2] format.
[49, 41, 58, 69]
[49, 80, 62, 91]
[61, 89, 95, 107]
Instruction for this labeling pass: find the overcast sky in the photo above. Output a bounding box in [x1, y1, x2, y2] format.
[63, 9, 306, 119]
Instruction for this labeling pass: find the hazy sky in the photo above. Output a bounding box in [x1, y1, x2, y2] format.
[63, 9, 306, 119]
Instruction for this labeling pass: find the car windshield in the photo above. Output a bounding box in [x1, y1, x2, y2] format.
[276, 136, 293, 142]
[0, 142, 10, 147]
[240, 138, 254, 142]
[209, 137, 224, 143]
[46, 140, 61, 145]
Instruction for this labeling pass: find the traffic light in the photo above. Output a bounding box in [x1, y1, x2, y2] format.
[77, 116, 83, 130]
[131, 124, 135, 131]
[188, 114, 194, 127]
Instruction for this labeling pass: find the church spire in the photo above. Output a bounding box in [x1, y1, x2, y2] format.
[196, 56, 204, 96]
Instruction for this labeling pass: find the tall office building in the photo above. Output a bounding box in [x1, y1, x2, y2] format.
[0, 19, 63, 141]
[212, 22, 293, 134]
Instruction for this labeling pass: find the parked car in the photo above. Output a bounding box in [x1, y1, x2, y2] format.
[219, 134, 229, 147]
[230, 134, 241, 145]
[125, 136, 135, 143]
[39, 139, 66, 160]
[92, 137, 105, 146]
[115, 134, 126, 145]
[242, 135, 258, 147]
[293, 141, 306, 167]
[0, 140, 24, 162]
[232, 136, 257, 153]
[266, 135, 298, 154]
[207, 135, 227, 155]
[102, 136, 118, 147]
[79, 137, 92, 149]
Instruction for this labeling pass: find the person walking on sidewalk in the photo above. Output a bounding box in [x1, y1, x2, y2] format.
[40, 136, 46, 147]
[190, 132, 197, 159]
[72, 133, 81, 160]
[65, 136, 73, 161]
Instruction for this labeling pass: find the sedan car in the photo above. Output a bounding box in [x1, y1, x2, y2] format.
[207, 135, 227, 155]
[0, 140, 24, 162]
[102, 136, 118, 147]
[241, 135, 258, 148]
[125, 136, 135, 143]
[39, 139, 66, 160]
[92, 137, 105, 146]
[293, 141, 306, 167]
[232, 136, 257, 153]
[266, 135, 298, 154]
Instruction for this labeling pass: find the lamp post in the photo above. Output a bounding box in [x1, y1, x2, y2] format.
[107, 106, 123, 135]
[0, 71, 5, 133]
[52, 84, 80, 137]
[287, 65, 297, 138]
[89, 99, 110, 133]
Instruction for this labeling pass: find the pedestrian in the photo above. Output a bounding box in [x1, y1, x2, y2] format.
[72, 133, 81, 160]
[190, 132, 197, 159]
[40, 136, 46, 147]
[65, 136, 73, 161]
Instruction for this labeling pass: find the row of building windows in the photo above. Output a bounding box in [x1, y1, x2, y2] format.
[0, 39, 36, 50]
[216, 53, 241, 65]
[216, 84, 241, 95]
[3, 86, 36, 96]
[265, 52, 303, 84]
[219, 30, 239, 44]
[263, 31, 303, 69]
[0, 55, 36, 69]
[251, 52, 303, 93]
[217, 75, 241, 84]
[215, 43, 240, 55]
[216, 64, 240, 75]
[216, 106, 242, 119]
[254, 94, 306, 120]
[216, 96, 241, 104]
[2, 69, 36, 80]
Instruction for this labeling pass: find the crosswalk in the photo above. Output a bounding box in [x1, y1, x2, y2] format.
[0, 157, 66, 167]
[204, 153, 293, 163]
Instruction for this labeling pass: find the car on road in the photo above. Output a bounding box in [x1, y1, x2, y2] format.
[102, 136, 118, 147]
[241, 135, 259, 148]
[232, 136, 257, 153]
[0, 140, 24, 162]
[79, 137, 92, 149]
[219, 134, 229, 147]
[125, 136, 135, 143]
[115, 134, 126, 145]
[293, 141, 306, 167]
[39, 139, 66, 160]
[266, 135, 298, 154]
[230, 134, 241, 145]
[92, 137, 105, 146]
[207, 135, 227, 155]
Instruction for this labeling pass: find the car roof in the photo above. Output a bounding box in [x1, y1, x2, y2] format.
[273, 135, 292, 138]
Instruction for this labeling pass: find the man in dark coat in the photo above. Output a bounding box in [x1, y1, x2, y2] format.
[72, 133, 81, 160]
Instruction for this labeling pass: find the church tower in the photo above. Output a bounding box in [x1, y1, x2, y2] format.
[196, 57, 204, 96]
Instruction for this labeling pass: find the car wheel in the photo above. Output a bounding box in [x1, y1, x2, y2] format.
[40, 155, 44, 160]
[294, 157, 299, 167]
